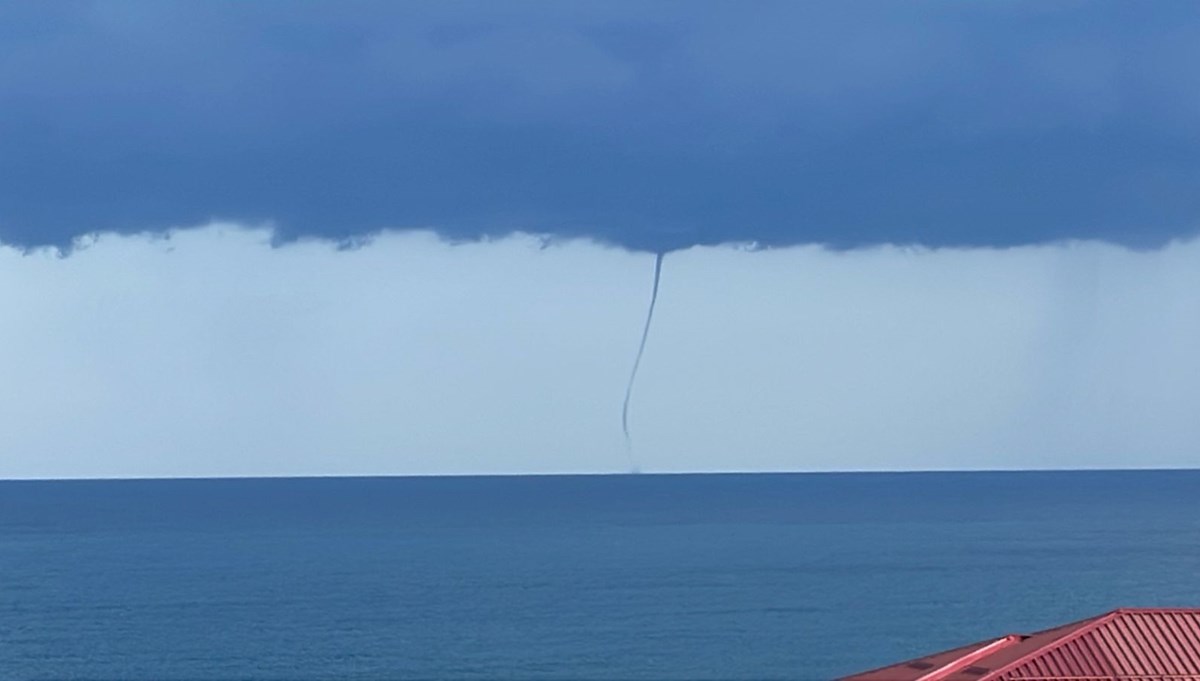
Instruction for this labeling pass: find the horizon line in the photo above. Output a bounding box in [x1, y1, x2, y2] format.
[3, 466, 1197, 483]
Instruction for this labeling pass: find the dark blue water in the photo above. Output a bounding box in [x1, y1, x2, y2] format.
[2, 471, 1200, 680]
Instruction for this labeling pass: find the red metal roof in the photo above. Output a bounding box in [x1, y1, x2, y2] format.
[839, 608, 1200, 681]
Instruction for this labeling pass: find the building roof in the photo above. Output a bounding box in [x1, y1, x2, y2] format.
[839, 608, 1200, 681]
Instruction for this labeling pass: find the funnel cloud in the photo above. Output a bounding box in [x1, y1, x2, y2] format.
[622, 252, 665, 470]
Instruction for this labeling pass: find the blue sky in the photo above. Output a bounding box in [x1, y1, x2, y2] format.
[2, 1, 1199, 251]
[2, 2, 1199, 478]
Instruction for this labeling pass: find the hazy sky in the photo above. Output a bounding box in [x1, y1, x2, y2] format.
[2, 227, 1198, 478]
[2, 2, 1198, 477]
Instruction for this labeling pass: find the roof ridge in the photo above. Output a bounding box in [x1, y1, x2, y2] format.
[833, 636, 1003, 681]
[981, 610, 1124, 681]
[914, 636, 1023, 681]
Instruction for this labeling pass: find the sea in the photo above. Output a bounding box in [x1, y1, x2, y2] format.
[2, 470, 1199, 680]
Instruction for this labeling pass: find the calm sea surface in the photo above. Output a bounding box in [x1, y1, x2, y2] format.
[2, 471, 1199, 680]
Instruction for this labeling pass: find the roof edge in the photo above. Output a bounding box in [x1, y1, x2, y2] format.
[834, 636, 1011, 681]
[981, 610, 1126, 681]
[917, 636, 1023, 681]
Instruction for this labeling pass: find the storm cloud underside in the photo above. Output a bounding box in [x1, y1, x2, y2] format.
[3, 1, 1200, 252]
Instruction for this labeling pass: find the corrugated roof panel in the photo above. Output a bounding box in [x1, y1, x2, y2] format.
[993, 609, 1200, 680]
[838, 609, 1200, 681]
[937, 619, 1102, 681]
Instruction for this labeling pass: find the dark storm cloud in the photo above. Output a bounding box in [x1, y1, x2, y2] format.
[2, 0, 1199, 252]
